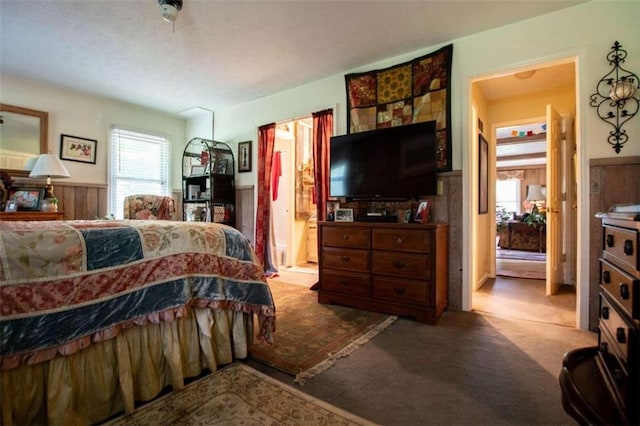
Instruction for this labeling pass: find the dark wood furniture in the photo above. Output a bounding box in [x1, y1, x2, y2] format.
[498, 221, 546, 252]
[317, 221, 448, 324]
[181, 138, 235, 226]
[560, 210, 639, 425]
[0, 211, 65, 221]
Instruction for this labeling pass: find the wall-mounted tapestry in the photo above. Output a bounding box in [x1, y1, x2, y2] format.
[345, 44, 453, 172]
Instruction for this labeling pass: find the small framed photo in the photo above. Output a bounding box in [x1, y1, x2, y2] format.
[238, 141, 252, 173]
[213, 158, 228, 175]
[60, 134, 97, 164]
[4, 200, 18, 212]
[335, 208, 354, 222]
[11, 187, 45, 211]
[414, 201, 431, 223]
[403, 209, 412, 223]
[191, 165, 206, 175]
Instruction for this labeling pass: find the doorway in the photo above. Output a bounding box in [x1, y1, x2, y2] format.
[272, 117, 319, 276]
[470, 59, 578, 327]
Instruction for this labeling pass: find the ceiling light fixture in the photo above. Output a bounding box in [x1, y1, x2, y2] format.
[158, 0, 183, 31]
[514, 70, 536, 80]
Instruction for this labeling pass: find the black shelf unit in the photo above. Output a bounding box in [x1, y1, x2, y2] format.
[182, 137, 235, 227]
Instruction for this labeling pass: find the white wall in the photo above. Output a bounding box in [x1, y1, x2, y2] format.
[1, 75, 187, 190]
[213, 0, 639, 170]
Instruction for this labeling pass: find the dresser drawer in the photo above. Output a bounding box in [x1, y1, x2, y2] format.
[601, 259, 640, 320]
[321, 270, 370, 296]
[372, 251, 431, 279]
[322, 247, 369, 272]
[372, 276, 430, 305]
[372, 228, 431, 253]
[599, 295, 634, 366]
[603, 224, 640, 272]
[322, 226, 370, 249]
[598, 327, 630, 406]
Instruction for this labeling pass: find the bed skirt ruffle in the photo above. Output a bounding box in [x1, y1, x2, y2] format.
[0, 307, 253, 426]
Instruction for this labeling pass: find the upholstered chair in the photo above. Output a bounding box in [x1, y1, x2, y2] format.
[123, 194, 176, 220]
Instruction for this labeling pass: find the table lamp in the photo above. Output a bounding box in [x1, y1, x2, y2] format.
[526, 184, 545, 212]
[29, 153, 70, 202]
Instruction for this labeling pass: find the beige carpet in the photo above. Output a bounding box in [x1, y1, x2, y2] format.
[104, 363, 376, 426]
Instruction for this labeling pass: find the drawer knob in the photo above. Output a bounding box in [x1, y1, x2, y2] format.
[619, 283, 630, 300]
[601, 306, 610, 319]
[393, 287, 406, 294]
[393, 260, 406, 269]
[339, 280, 350, 287]
[616, 327, 626, 343]
[600, 342, 608, 354]
[340, 255, 351, 263]
[623, 239, 633, 256]
[606, 234, 614, 247]
[341, 235, 350, 240]
[602, 270, 611, 284]
[394, 236, 404, 244]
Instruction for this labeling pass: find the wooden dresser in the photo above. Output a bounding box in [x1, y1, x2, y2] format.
[0, 211, 65, 221]
[317, 221, 449, 324]
[560, 208, 639, 425]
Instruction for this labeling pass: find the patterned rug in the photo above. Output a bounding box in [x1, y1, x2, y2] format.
[105, 363, 376, 426]
[496, 259, 546, 280]
[496, 248, 546, 262]
[251, 279, 396, 384]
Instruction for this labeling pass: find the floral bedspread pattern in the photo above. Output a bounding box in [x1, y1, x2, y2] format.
[0, 220, 275, 370]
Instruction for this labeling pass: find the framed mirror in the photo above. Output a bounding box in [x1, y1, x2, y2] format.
[0, 103, 49, 177]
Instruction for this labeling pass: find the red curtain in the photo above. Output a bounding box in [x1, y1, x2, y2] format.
[254, 123, 276, 270]
[312, 109, 333, 221]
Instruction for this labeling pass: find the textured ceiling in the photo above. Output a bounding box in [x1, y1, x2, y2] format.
[0, 0, 587, 116]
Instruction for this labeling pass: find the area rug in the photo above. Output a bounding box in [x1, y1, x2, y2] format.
[496, 248, 546, 262]
[251, 279, 396, 384]
[105, 363, 376, 426]
[496, 259, 545, 280]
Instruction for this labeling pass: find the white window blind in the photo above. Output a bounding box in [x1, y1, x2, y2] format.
[109, 127, 170, 219]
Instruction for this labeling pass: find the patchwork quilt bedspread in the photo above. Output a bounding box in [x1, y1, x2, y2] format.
[0, 220, 275, 370]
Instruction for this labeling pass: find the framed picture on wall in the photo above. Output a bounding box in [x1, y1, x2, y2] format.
[60, 134, 97, 164]
[478, 133, 488, 214]
[238, 141, 252, 172]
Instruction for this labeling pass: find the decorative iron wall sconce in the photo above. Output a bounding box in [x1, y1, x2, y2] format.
[589, 41, 639, 154]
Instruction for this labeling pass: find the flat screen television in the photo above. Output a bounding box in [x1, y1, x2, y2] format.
[329, 121, 438, 200]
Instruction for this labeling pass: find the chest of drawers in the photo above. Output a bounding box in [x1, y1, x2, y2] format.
[597, 216, 639, 424]
[317, 221, 449, 324]
[560, 211, 639, 425]
[0, 211, 65, 221]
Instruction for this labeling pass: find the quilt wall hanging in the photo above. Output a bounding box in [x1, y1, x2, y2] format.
[345, 43, 453, 172]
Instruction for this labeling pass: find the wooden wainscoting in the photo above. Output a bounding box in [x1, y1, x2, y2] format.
[52, 182, 108, 220]
[589, 155, 640, 330]
[7, 177, 108, 220]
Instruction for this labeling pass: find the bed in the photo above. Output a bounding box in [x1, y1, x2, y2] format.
[0, 219, 275, 425]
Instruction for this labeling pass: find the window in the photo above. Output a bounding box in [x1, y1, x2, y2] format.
[109, 127, 170, 219]
[496, 179, 520, 214]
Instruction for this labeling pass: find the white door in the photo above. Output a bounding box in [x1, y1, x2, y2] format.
[546, 104, 563, 295]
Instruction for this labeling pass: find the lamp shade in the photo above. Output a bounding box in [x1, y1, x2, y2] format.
[526, 184, 545, 202]
[29, 154, 71, 179]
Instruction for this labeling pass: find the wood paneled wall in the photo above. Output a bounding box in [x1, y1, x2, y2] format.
[7, 177, 109, 220]
[589, 156, 640, 330]
[50, 182, 108, 220]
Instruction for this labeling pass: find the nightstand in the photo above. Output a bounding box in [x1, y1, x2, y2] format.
[0, 211, 65, 221]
